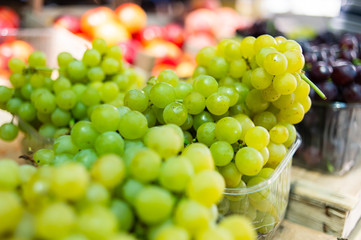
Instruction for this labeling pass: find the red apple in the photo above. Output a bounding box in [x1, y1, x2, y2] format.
[80, 6, 117, 36]
[115, 3, 147, 34]
[176, 61, 196, 78]
[152, 63, 176, 76]
[92, 20, 130, 45]
[185, 8, 218, 35]
[184, 32, 216, 54]
[10, 40, 34, 62]
[144, 39, 182, 66]
[215, 7, 251, 38]
[118, 39, 142, 64]
[135, 25, 165, 45]
[54, 15, 81, 34]
[0, 6, 19, 30]
[163, 23, 185, 48]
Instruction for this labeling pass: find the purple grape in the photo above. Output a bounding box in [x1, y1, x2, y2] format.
[339, 34, 359, 50]
[355, 65, 361, 84]
[315, 81, 338, 101]
[339, 49, 358, 62]
[342, 83, 361, 103]
[304, 52, 318, 65]
[309, 61, 333, 82]
[331, 60, 356, 85]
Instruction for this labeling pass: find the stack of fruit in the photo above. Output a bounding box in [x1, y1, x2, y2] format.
[0, 32, 318, 239]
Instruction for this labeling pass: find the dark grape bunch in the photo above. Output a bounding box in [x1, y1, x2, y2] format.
[302, 31, 361, 103]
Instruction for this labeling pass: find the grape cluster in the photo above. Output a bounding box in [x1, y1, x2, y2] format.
[302, 32, 361, 102]
[0, 124, 256, 240]
[0, 38, 145, 144]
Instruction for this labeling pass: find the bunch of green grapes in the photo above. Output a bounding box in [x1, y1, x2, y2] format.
[0, 124, 256, 240]
[0, 38, 144, 145]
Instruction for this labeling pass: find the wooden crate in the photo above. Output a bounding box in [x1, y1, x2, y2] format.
[286, 165, 361, 238]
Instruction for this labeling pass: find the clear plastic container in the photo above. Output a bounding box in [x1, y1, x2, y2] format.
[294, 101, 361, 175]
[217, 135, 301, 240]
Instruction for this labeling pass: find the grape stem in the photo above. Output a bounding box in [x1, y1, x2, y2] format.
[300, 73, 327, 100]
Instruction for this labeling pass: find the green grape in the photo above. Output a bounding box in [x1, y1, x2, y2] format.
[8, 58, 26, 73]
[91, 154, 126, 189]
[196, 46, 217, 67]
[266, 142, 287, 168]
[130, 148, 161, 183]
[91, 104, 121, 133]
[278, 102, 304, 124]
[193, 66, 208, 77]
[255, 47, 277, 67]
[118, 111, 148, 140]
[277, 39, 302, 53]
[72, 101, 87, 120]
[254, 34, 277, 53]
[235, 147, 263, 176]
[299, 96, 311, 113]
[87, 66, 105, 82]
[212, 111, 230, 122]
[294, 78, 310, 101]
[51, 108, 71, 127]
[183, 91, 205, 115]
[260, 147, 270, 166]
[250, 67, 272, 90]
[53, 153, 73, 165]
[101, 57, 120, 75]
[78, 205, 117, 239]
[18, 164, 37, 184]
[196, 226, 233, 240]
[57, 52, 73, 67]
[29, 73, 45, 88]
[207, 57, 229, 79]
[28, 51, 46, 67]
[218, 86, 239, 106]
[105, 45, 122, 60]
[18, 102, 36, 122]
[6, 97, 22, 115]
[33, 148, 54, 165]
[0, 191, 23, 235]
[111, 200, 134, 231]
[216, 39, 232, 56]
[210, 141, 234, 167]
[269, 124, 289, 144]
[100, 82, 119, 103]
[275, 36, 287, 44]
[220, 215, 257, 240]
[224, 40, 242, 61]
[281, 122, 296, 147]
[53, 76, 72, 94]
[261, 85, 281, 102]
[0, 159, 20, 190]
[112, 74, 129, 91]
[218, 162, 242, 188]
[10, 73, 26, 88]
[174, 81, 192, 100]
[272, 93, 295, 109]
[37, 112, 51, 123]
[71, 121, 99, 149]
[245, 89, 269, 113]
[158, 69, 179, 87]
[143, 107, 157, 127]
[253, 111, 277, 130]
[219, 76, 235, 86]
[135, 185, 174, 225]
[89, 81, 103, 91]
[215, 117, 242, 144]
[254, 212, 276, 234]
[263, 52, 288, 75]
[241, 36, 256, 59]
[180, 114, 193, 131]
[193, 75, 218, 97]
[33, 91, 57, 115]
[241, 70, 252, 88]
[149, 82, 176, 108]
[174, 199, 211, 235]
[283, 49, 304, 73]
[183, 130, 193, 145]
[206, 93, 230, 116]
[56, 89, 77, 110]
[193, 111, 214, 131]
[20, 82, 33, 100]
[155, 225, 189, 240]
[273, 73, 297, 95]
[144, 125, 183, 158]
[152, 105, 165, 125]
[74, 149, 98, 169]
[94, 131, 124, 156]
[124, 89, 149, 112]
[51, 162, 89, 200]
[257, 168, 274, 179]
[0, 86, 14, 104]
[244, 126, 270, 150]
[120, 179, 144, 205]
[182, 143, 214, 173]
[163, 102, 188, 126]
[234, 82, 250, 103]
[92, 39, 107, 53]
[67, 60, 87, 81]
[36, 202, 76, 239]
[38, 123, 56, 138]
[82, 49, 101, 67]
[196, 122, 217, 146]
[0, 123, 19, 142]
[85, 182, 110, 205]
[159, 156, 194, 192]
